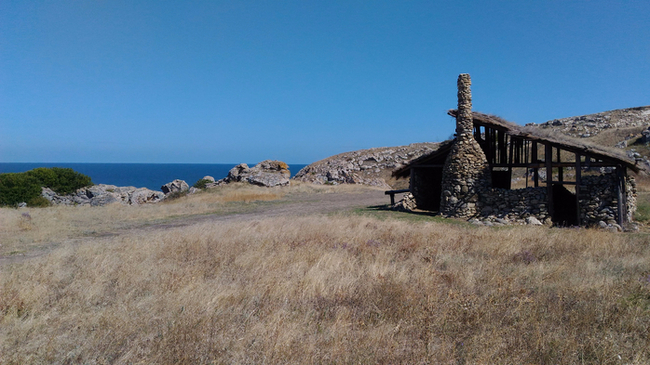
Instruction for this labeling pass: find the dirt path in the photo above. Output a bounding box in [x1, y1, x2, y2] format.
[0, 188, 390, 267]
[139, 188, 389, 230]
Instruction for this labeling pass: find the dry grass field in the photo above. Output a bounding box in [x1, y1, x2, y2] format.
[1, 183, 650, 364]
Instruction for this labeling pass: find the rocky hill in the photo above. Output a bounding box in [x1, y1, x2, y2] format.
[294, 106, 650, 190]
[293, 143, 440, 189]
[527, 106, 650, 172]
[529, 106, 650, 139]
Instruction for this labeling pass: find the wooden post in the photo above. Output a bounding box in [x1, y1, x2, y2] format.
[532, 141, 539, 187]
[557, 147, 563, 183]
[546, 143, 554, 219]
[507, 135, 514, 189]
[499, 131, 506, 164]
[575, 153, 581, 226]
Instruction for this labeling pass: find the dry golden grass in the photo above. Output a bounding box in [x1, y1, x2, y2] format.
[0, 183, 285, 257]
[1, 198, 650, 363]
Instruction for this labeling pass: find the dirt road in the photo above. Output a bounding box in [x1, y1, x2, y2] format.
[0, 188, 391, 266]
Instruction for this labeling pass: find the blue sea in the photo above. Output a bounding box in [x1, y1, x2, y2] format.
[0, 163, 308, 191]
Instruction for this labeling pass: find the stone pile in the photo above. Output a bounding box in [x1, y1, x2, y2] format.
[42, 184, 165, 206]
[293, 143, 438, 189]
[392, 193, 417, 211]
[214, 160, 290, 187]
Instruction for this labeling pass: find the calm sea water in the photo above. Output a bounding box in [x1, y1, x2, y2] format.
[0, 163, 307, 191]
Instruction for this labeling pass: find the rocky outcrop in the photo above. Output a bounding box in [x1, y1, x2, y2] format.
[161, 179, 189, 195]
[529, 106, 650, 175]
[530, 106, 650, 138]
[42, 184, 165, 206]
[215, 160, 290, 187]
[293, 143, 439, 189]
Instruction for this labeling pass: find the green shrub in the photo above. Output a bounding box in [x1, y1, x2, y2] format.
[0, 167, 93, 207]
[26, 167, 93, 195]
[0, 173, 42, 207]
[27, 196, 52, 207]
[193, 179, 212, 189]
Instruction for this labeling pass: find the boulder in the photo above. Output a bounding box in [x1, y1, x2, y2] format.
[642, 127, 650, 144]
[161, 179, 189, 195]
[202, 175, 216, 183]
[42, 184, 165, 206]
[216, 160, 291, 187]
[130, 187, 165, 205]
[525, 216, 543, 226]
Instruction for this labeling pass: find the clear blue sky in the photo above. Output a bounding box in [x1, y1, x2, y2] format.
[1, 1, 648, 164]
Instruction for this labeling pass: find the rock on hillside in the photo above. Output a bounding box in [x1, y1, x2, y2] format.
[161, 179, 189, 195]
[215, 160, 291, 187]
[529, 106, 650, 138]
[293, 143, 439, 189]
[42, 184, 165, 206]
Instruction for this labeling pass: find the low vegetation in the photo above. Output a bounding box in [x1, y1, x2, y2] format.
[1, 184, 649, 363]
[193, 178, 214, 189]
[0, 167, 93, 207]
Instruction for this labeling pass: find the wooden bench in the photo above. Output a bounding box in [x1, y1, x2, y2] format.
[384, 189, 410, 205]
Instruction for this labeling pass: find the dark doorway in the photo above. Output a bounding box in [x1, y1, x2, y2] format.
[411, 167, 443, 211]
[552, 184, 578, 226]
[492, 169, 512, 189]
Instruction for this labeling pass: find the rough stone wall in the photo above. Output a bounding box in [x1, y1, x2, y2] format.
[626, 176, 637, 223]
[440, 74, 492, 218]
[480, 187, 549, 223]
[579, 172, 636, 226]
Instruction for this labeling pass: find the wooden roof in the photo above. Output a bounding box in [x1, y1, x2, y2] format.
[393, 110, 644, 178]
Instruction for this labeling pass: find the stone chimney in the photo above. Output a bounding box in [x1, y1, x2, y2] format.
[456, 73, 474, 139]
[439, 74, 491, 218]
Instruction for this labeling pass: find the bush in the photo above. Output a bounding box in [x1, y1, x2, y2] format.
[192, 179, 212, 189]
[0, 167, 93, 207]
[0, 173, 42, 207]
[27, 196, 52, 207]
[27, 167, 93, 195]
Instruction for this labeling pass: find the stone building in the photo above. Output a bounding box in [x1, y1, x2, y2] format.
[393, 74, 643, 227]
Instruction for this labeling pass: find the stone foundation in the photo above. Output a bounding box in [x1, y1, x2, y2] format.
[480, 187, 549, 223]
[579, 173, 636, 226]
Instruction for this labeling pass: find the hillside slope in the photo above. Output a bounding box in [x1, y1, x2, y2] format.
[294, 106, 650, 189]
[293, 143, 439, 189]
[530, 105, 650, 139]
[529, 106, 650, 171]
